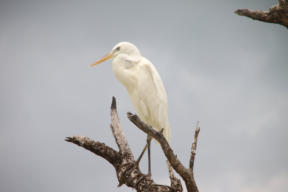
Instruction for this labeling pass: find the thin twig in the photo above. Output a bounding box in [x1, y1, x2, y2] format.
[189, 122, 200, 171]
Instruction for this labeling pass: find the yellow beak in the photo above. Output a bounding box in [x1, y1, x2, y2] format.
[89, 53, 113, 67]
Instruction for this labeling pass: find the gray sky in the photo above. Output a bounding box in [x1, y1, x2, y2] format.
[1, 0, 287, 191]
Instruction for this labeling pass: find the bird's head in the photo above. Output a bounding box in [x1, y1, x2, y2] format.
[90, 42, 141, 67]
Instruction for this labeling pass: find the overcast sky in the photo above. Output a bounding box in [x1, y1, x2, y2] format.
[1, 0, 287, 192]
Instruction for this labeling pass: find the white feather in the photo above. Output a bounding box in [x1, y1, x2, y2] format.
[111, 42, 170, 142]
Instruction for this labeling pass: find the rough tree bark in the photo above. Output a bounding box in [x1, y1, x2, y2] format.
[66, 97, 200, 192]
[235, 0, 288, 28]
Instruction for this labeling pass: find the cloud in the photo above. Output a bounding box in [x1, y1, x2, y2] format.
[199, 171, 288, 192]
[240, 172, 288, 192]
[1, 0, 288, 192]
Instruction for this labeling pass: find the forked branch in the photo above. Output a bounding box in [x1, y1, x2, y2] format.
[66, 97, 200, 192]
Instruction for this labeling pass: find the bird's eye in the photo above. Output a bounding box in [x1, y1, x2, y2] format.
[115, 46, 120, 51]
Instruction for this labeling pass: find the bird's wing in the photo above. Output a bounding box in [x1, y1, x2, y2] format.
[137, 59, 170, 141]
[142, 60, 167, 101]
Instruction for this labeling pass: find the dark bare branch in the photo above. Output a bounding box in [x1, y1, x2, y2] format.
[110, 97, 133, 159]
[66, 136, 121, 168]
[189, 122, 200, 171]
[235, 1, 288, 28]
[127, 112, 199, 192]
[127, 112, 186, 174]
[167, 160, 183, 192]
[66, 98, 185, 192]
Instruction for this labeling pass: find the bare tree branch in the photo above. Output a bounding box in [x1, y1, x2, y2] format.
[167, 160, 183, 191]
[235, 1, 288, 28]
[127, 112, 199, 192]
[66, 97, 184, 192]
[189, 122, 200, 171]
[65, 136, 121, 168]
[110, 96, 134, 160]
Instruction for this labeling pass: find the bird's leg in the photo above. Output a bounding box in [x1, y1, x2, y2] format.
[136, 143, 148, 166]
[147, 136, 152, 177]
[135, 136, 152, 176]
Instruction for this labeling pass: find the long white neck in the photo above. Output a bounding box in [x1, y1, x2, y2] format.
[112, 54, 141, 92]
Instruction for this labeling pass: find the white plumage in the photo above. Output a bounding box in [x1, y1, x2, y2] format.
[90, 42, 170, 175]
[91, 42, 170, 142]
[111, 42, 170, 142]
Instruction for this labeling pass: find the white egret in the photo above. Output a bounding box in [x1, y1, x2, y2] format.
[90, 42, 170, 175]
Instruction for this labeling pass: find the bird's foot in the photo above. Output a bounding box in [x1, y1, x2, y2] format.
[147, 170, 152, 178]
[134, 159, 140, 169]
[133, 159, 152, 178]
